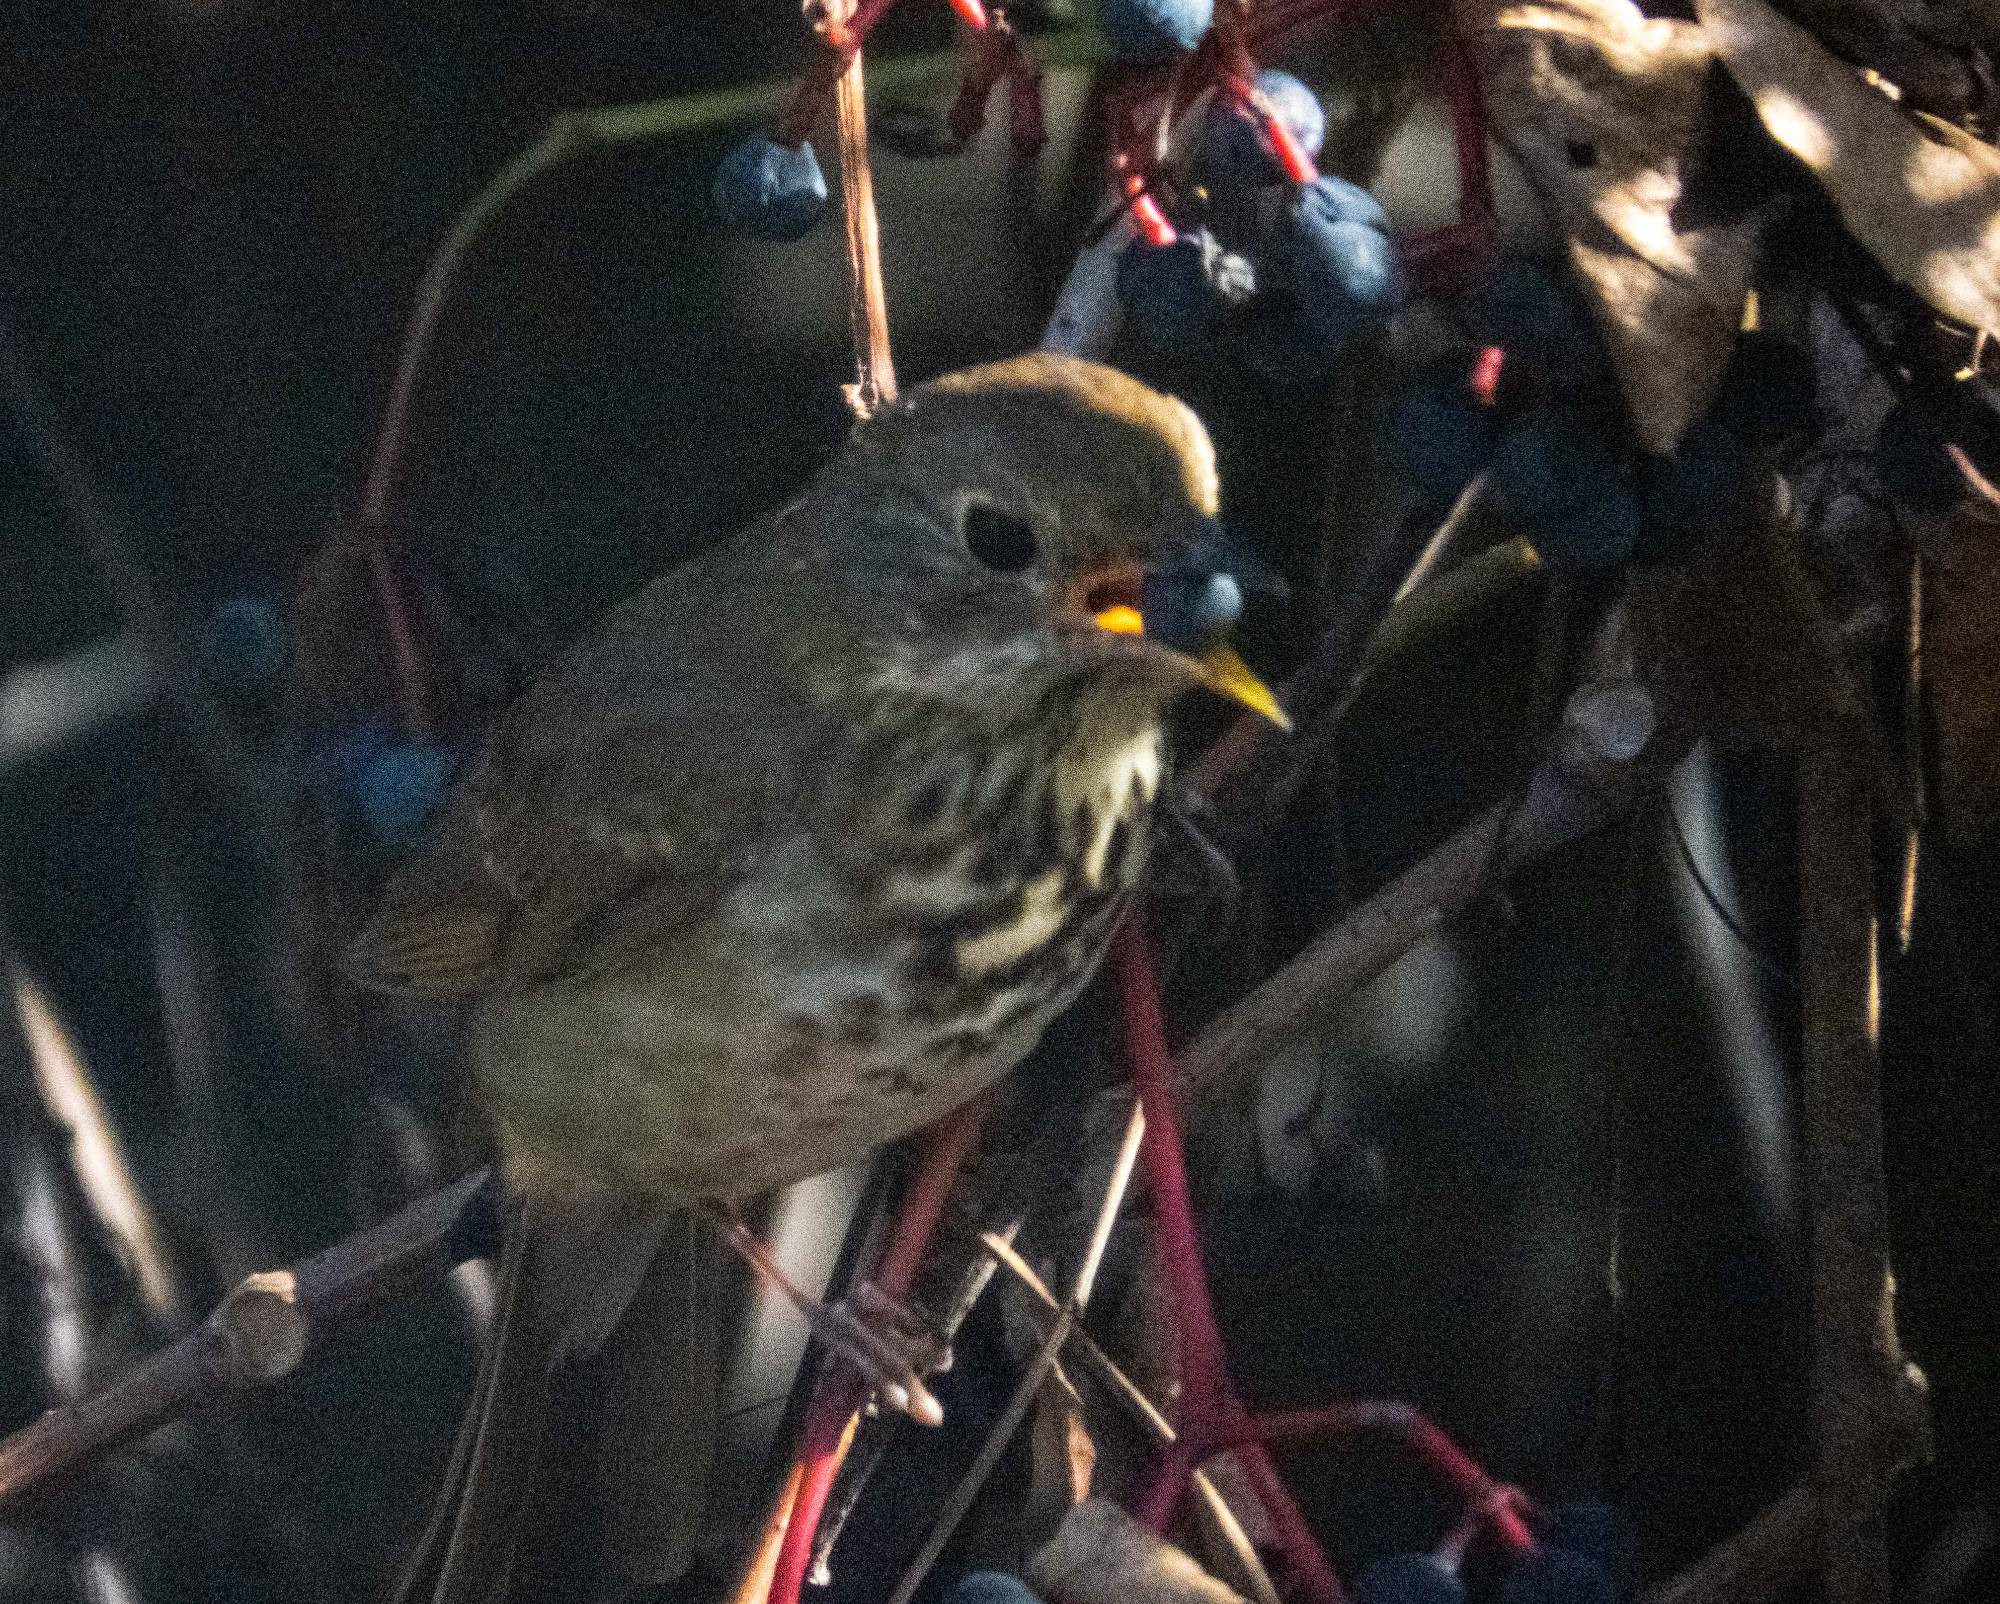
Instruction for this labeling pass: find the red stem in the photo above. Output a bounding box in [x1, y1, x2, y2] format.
[872, 1093, 993, 1301]
[1436, 21, 1494, 235]
[1470, 343, 1506, 406]
[1113, 925, 1345, 1604]
[768, 1393, 856, 1604]
[764, 1096, 991, 1604]
[361, 538, 435, 742]
[1127, 181, 1178, 248]
[1113, 924, 1538, 1591]
[948, 27, 1018, 145]
[1113, 928, 1232, 1391]
[774, 0, 909, 146]
[1006, 55, 1046, 154]
[1218, 69, 1320, 185]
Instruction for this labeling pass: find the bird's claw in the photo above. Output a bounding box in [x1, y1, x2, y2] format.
[700, 1204, 946, 1424]
[820, 1281, 946, 1426]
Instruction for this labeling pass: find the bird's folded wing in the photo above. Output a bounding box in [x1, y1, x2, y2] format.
[345, 563, 829, 1000]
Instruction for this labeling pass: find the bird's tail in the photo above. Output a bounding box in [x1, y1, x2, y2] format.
[386, 1200, 549, 1604]
[385, 1194, 714, 1604]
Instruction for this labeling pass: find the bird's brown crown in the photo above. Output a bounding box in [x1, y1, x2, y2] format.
[845, 352, 1219, 581]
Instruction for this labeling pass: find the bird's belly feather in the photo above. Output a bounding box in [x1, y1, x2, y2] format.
[474, 767, 1152, 1201]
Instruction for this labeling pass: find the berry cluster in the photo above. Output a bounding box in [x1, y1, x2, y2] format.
[709, 1, 1501, 401]
[1105, 25, 1405, 378]
[202, 588, 460, 849]
[1383, 257, 1813, 573]
[712, 0, 1040, 242]
[1117, 70, 1403, 381]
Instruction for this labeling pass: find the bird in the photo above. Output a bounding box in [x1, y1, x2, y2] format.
[345, 350, 1285, 1603]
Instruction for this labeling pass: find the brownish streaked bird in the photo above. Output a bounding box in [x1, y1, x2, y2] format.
[347, 352, 1284, 1603]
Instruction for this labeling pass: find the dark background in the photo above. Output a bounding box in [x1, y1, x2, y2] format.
[2, 5, 1996, 1603]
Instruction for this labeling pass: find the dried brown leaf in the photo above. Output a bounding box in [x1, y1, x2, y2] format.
[1027, 1497, 1250, 1604]
[1010, 1283, 1096, 1541]
[1459, 0, 1761, 451]
[1698, 0, 2000, 337]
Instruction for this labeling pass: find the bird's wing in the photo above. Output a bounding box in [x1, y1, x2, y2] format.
[345, 542, 831, 1000]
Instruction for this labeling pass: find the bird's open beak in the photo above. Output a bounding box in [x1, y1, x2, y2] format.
[1087, 541, 1291, 731]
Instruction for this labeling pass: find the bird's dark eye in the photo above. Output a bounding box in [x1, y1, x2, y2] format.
[962, 502, 1038, 573]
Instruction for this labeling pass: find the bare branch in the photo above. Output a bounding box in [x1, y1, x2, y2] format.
[1182, 671, 1659, 1109]
[982, 1232, 1284, 1604]
[0, 1171, 492, 1506]
[884, 1103, 1149, 1604]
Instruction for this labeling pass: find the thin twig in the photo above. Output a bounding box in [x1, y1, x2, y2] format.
[830, 0, 897, 414]
[1895, 554, 1924, 954]
[0, 1170, 492, 1505]
[1180, 671, 1657, 1111]
[11, 970, 187, 1330]
[884, 1105, 1149, 1604]
[981, 1230, 1285, 1604]
[1185, 486, 1515, 813]
[763, 1098, 990, 1604]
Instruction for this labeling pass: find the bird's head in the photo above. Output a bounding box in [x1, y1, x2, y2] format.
[831, 352, 1288, 731]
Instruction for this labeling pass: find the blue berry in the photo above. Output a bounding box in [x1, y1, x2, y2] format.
[712, 135, 828, 241]
[1203, 69, 1326, 182]
[1277, 178, 1402, 348]
[1499, 1548, 1616, 1604]
[1097, 0, 1214, 62]
[1142, 567, 1243, 649]
[944, 1572, 1043, 1604]
[1117, 228, 1255, 352]
[203, 594, 287, 695]
[1288, 172, 1389, 233]
[323, 720, 395, 802]
[1492, 406, 1639, 571]
[1192, 570, 1243, 632]
[1385, 369, 1501, 502]
[1355, 1552, 1467, 1604]
[1458, 257, 1601, 380]
[357, 743, 454, 845]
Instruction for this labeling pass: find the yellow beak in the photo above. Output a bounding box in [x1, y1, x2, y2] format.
[1194, 642, 1291, 731]
[1092, 603, 1289, 731]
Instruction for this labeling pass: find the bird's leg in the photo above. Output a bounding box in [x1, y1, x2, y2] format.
[698, 1202, 944, 1426]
